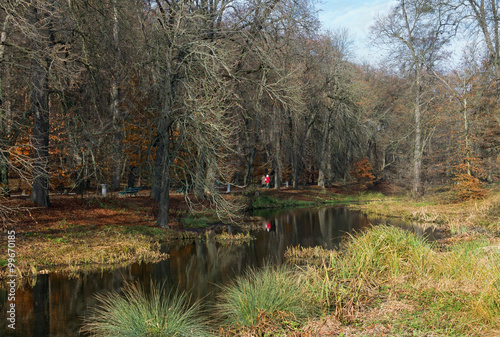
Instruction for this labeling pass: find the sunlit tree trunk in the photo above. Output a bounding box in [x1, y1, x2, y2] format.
[412, 66, 423, 197]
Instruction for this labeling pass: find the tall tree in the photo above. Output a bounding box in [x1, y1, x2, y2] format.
[371, 0, 456, 196]
[30, 1, 57, 207]
[144, 0, 237, 227]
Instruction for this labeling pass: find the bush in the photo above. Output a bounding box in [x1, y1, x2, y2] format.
[82, 282, 211, 337]
[452, 173, 488, 201]
[349, 158, 376, 190]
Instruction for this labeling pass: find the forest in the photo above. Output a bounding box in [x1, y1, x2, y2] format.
[1, 0, 499, 228]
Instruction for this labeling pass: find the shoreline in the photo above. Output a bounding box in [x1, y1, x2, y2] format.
[1, 185, 499, 279]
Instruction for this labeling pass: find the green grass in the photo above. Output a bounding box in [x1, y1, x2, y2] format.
[180, 209, 220, 228]
[181, 216, 212, 228]
[251, 195, 314, 209]
[82, 281, 212, 337]
[123, 225, 167, 238]
[343, 225, 432, 280]
[216, 265, 318, 332]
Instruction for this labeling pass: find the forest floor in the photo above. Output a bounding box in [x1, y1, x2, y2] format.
[2, 183, 500, 335]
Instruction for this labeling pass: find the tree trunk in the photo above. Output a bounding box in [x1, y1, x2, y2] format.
[31, 59, 50, 207]
[0, 152, 9, 196]
[412, 68, 423, 198]
[194, 149, 207, 199]
[127, 166, 137, 188]
[243, 147, 256, 186]
[317, 115, 331, 188]
[110, 0, 123, 191]
[292, 152, 299, 189]
[152, 137, 163, 201]
[274, 107, 281, 191]
[154, 124, 171, 228]
[0, 9, 10, 196]
[318, 169, 326, 188]
[30, 2, 54, 207]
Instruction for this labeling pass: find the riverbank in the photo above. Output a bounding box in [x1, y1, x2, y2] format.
[0, 185, 370, 278]
[285, 224, 500, 336]
[0, 192, 257, 279]
[2, 184, 500, 335]
[2, 184, 500, 279]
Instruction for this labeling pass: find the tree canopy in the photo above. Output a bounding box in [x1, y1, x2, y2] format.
[1, 0, 499, 226]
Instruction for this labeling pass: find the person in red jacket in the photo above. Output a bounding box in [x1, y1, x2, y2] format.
[265, 175, 270, 188]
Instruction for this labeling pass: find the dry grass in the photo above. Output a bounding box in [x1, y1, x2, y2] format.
[287, 225, 500, 336]
[0, 230, 169, 279]
[354, 190, 500, 231]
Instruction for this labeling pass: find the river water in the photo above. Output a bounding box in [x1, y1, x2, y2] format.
[0, 206, 440, 336]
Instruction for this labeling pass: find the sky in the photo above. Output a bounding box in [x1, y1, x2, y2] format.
[316, 0, 397, 64]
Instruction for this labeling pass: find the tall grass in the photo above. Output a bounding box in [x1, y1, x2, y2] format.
[298, 226, 431, 320]
[294, 225, 500, 334]
[426, 238, 500, 329]
[81, 282, 211, 337]
[343, 225, 432, 280]
[216, 265, 317, 331]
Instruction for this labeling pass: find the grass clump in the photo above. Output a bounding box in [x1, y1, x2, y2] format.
[424, 238, 500, 330]
[290, 227, 432, 321]
[344, 225, 432, 280]
[294, 226, 500, 334]
[214, 232, 255, 245]
[82, 282, 211, 337]
[216, 265, 317, 334]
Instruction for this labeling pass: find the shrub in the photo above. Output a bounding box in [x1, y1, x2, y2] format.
[452, 173, 488, 201]
[349, 158, 376, 190]
[81, 282, 211, 337]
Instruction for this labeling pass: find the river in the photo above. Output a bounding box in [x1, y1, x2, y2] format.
[0, 206, 440, 336]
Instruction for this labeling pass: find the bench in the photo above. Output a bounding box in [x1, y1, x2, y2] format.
[175, 185, 191, 194]
[118, 187, 142, 197]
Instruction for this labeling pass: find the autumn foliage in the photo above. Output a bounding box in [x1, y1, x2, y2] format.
[350, 158, 376, 190]
[452, 159, 489, 201]
[452, 173, 488, 201]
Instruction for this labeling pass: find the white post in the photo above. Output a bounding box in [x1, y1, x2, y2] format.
[226, 183, 231, 193]
[101, 184, 107, 197]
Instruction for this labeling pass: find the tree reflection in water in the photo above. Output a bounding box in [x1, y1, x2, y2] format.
[0, 207, 441, 336]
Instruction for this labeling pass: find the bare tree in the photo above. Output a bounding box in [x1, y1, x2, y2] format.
[371, 0, 456, 196]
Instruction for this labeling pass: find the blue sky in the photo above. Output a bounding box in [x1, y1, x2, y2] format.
[316, 0, 396, 63]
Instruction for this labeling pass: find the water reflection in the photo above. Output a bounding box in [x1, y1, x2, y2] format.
[0, 206, 441, 336]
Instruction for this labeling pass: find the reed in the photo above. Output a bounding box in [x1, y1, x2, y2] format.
[82, 282, 211, 337]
